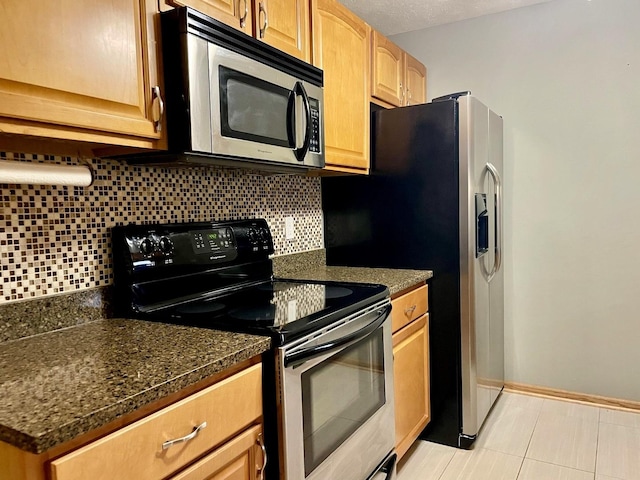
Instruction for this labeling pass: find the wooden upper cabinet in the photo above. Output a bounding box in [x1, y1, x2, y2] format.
[254, 0, 311, 62]
[371, 30, 405, 107]
[165, 0, 310, 62]
[164, 0, 254, 36]
[371, 30, 427, 108]
[0, 0, 166, 150]
[312, 0, 370, 173]
[405, 52, 427, 105]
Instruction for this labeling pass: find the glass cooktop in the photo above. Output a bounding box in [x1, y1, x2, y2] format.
[145, 279, 389, 345]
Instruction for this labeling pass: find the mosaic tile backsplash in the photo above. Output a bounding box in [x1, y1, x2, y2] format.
[0, 152, 323, 304]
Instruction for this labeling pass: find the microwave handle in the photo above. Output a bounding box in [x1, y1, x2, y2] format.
[294, 82, 312, 161]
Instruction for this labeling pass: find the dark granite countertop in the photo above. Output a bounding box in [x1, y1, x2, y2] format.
[0, 319, 270, 454]
[280, 265, 432, 296]
[272, 249, 433, 296]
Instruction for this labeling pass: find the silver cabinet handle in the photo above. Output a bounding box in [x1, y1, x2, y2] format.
[152, 85, 164, 133]
[407, 89, 413, 106]
[258, 2, 268, 38]
[239, 0, 248, 29]
[162, 422, 207, 450]
[399, 82, 404, 104]
[486, 162, 503, 282]
[257, 432, 267, 480]
[404, 305, 417, 316]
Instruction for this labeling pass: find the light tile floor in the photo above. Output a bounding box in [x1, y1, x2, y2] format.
[397, 391, 640, 480]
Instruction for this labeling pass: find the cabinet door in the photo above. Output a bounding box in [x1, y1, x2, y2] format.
[371, 31, 404, 107]
[169, 425, 264, 480]
[0, 0, 164, 145]
[312, 0, 370, 173]
[254, 0, 310, 62]
[392, 314, 430, 460]
[164, 0, 253, 35]
[405, 52, 427, 106]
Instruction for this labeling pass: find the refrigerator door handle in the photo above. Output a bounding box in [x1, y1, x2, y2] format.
[486, 162, 503, 281]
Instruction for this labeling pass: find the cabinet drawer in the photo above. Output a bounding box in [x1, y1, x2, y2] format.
[391, 284, 428, 333]
[50, 363, 262, 480]
[169, 424, 263, 480]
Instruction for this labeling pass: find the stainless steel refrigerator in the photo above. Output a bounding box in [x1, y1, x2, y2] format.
[321, 92, 504, 448]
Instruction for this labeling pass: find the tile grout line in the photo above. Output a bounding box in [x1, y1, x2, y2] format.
[435, 447, 456, 480]
[521, 398, 544, 463]
[593, 406, 601, 480]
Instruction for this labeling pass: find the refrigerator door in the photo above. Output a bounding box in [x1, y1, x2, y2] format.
[459, 95, 489, 441]
[459, 95, 504, 442]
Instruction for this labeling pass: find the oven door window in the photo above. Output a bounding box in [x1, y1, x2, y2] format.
[301, 328, 386, 476]
[219, 66, 293, 148]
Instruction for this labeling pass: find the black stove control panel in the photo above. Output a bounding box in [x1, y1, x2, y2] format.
[113, 219, 274, 275]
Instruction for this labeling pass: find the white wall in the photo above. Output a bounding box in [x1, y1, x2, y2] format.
[392, 0, 640, 400]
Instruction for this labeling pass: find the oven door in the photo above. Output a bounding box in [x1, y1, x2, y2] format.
[277, 301, 395, 480]
[205, 42, 324, 168]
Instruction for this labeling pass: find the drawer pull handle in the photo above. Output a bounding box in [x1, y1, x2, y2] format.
[257, 432, 267, 480]
[162, 422, 207, 450]
[404, 305, 417, 316]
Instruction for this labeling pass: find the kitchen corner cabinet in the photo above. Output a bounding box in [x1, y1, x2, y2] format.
[371, 30, 427, 107]
[0, 362, 264, 480]
[0, 0, 166, 152]
[163, 0, 311, 62]
[312, 0, 371, 174]
[391, 283, 430, 460]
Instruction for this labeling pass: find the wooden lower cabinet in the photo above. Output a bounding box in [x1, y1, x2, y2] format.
[0, 361, 263, 480]
[169, 424, 264, 480]
[50, 363, 262, 480]
[391, 284, 430, 460]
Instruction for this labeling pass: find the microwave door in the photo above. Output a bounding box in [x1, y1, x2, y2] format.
[209, 45, 302, 166]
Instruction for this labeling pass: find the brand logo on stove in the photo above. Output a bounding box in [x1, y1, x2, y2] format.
[210, 254, 225, 260]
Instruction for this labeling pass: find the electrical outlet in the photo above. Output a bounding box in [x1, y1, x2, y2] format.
[285, 216, 295, 240]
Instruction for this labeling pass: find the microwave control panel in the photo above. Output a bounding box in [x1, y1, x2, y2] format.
[309, 98, 321, 154]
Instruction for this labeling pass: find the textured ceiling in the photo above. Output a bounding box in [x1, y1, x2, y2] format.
[339, 0, 555, 36]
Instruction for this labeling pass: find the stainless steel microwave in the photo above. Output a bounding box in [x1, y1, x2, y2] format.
[157, 7, 325, 172]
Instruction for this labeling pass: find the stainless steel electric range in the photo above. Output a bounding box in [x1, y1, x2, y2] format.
[112, 219, 397, 480]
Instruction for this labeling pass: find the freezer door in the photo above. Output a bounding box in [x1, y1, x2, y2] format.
[459, 96, 503, 443]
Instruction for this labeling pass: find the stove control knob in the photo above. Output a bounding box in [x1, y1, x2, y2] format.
[158, 237, 174, 255]
[258, 228, 270, 243]
[248, 228, 259, 244]
[139, 237, 155, 256]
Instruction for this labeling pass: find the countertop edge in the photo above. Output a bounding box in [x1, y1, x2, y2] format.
[0, 321, 271, 454]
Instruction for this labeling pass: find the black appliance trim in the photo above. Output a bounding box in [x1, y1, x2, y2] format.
[171, 7, 323, 87]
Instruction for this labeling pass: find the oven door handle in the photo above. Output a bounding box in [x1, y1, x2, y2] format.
[284, 305, 391, 368]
